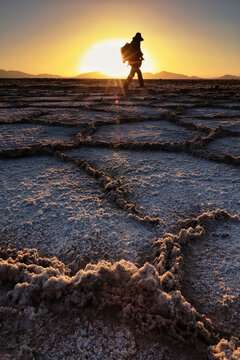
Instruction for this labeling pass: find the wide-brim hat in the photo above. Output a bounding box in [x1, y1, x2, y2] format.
[133, 32, 144, 41]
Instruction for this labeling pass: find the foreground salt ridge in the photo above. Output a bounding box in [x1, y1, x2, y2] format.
[1, 209, 239, 358]
[209, 337, 240, 359]
[0, 79, 240, 359]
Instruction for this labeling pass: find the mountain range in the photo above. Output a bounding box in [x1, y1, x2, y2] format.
[0, 69, 62, 78]
[0, 68, 239, 80]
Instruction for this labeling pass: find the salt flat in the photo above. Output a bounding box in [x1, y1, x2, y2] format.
[0, 79, 239, 360]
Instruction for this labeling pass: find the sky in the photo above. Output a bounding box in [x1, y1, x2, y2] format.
[0, 0, 240, 77]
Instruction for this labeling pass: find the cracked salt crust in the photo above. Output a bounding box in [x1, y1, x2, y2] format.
[92, 120, 200, 143]
[67, 147, 240, 229]
[1, 79, 240, 360]
[0, 156, 155, 265]
[182, 220, 240, 336]
[0, 124, 75, 149]
[207, 136, 240, 157]
[40, 108, 114, 124]
[182, 116, 240, 131]
[0, 108, 39, 122]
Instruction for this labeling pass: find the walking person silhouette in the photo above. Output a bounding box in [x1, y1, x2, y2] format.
[122, 33, 144, 90]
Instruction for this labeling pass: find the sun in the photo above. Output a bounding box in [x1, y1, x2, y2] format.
[78, 39, 154, 78]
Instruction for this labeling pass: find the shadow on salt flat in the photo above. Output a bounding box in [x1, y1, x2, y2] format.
[0, 156, 155, 266]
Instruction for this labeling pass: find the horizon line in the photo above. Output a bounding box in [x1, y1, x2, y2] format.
[0, 68, 240, 80]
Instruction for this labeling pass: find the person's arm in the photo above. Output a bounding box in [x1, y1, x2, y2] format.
[139, 50, 144, 60]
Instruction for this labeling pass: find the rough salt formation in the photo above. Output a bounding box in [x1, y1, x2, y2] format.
[0, 79, 240, 359]
[0, 248, 216, 347]
[209, 338, 240, 360]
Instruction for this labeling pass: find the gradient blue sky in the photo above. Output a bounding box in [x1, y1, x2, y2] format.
[0, 0, 239, 76]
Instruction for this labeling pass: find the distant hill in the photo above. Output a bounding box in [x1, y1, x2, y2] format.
[36, 73, 63, 78]
[74, 70, 201, 80]
[75, 71, 108, 79]
[1, 68, 239, 80]
[218, 74, 240, 80]
[142, 71, 201, 79]
[0, 69, 62, 78]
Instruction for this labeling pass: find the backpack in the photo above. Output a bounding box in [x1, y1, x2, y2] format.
[120, 43, 133, 63]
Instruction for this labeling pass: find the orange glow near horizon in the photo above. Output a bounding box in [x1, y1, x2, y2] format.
[1, 1, 239, 78]
[78, 39, 155, 78]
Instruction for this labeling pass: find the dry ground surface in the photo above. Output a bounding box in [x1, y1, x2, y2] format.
[0, 79, 239, 359]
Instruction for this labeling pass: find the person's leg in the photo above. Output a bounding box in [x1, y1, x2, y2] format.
[124, 67, 136, 89]
[136, 68, 144, 87]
